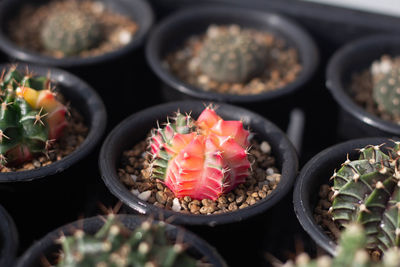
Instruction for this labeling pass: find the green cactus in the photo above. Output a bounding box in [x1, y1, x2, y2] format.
[0, 66, 67, 166]
[329, 142, 400, 253]
[286, 224, 400, 267]
[56, 215, 198, 267]
[40, 9, 102, 56]
[372, 66, 400, 117]
[198, 25, 268, 83]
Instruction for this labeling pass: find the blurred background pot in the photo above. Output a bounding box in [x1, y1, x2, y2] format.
[0, 204, 18, 267]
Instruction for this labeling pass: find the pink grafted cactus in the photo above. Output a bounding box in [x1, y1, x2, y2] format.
[149, 107, 250, 200]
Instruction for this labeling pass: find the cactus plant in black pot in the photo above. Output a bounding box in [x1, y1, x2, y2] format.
[99, 100, 298, 266]
[16, 214, 227, 267]
[146, 5, 318, 128]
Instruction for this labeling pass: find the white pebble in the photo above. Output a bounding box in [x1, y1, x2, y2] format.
[267, 175, 276, 183]
[138, 191, 152, 201]
[118, 30, 132, 45]
[260, 141, 271, 154]
[130, 174, 137, 182]
[371, 59, 392, 75]
[131, 189, 140, 196]
[172, 198, 181, 212]
[266, 168, 274, 176]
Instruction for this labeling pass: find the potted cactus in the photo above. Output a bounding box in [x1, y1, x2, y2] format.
[99, 100, 298, 266]
[294, 137, 400, 256]
[16, 214, 227, 267]
[146, 5, 318, 123]
[0, 62, 106, 252]
[0, 205, 18, 267]
[326, 34, 400, 139]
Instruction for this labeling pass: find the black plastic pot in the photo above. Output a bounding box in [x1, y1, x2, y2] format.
[99, 100, 298, 266]
[0, 0, 154, 69]
[0, 205, 18, 267]
[326, 34, 400, 140]
[16, 214, 227, 267]
[0, 63, 106, 251]
[293, 137, 396, 256]
[146, 5, 319, 127]
[0, 0, 156, 124]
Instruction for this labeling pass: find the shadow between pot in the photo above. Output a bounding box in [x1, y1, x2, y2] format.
[326, 34, 400, 139]
[16, 214, 227, 267]
[0, 205, 18, 267]
[99, 100, 298, 266]
[293, 137, 398, 256]
[145, 5, 319, 128]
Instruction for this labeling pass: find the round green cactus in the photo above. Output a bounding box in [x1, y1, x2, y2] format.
[372, 66, 400, 117]
[40, 10, 102, 56]
[198, 25, 268, 83]
[329, 142, 400, 253]
[56, 215, 198, 267]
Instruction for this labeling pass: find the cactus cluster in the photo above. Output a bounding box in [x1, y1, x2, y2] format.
[40, 9, 102, 56]
[371, 57, 400, 117]
[56, 215, 198, 267]
[0, 66, 67, 166]
[285, 224, 400, 267]
[329, 142, 400, 253]
[148, 107, 251, 201]
[198, 25, 269, 83]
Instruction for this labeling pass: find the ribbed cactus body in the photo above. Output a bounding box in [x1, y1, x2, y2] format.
[330, 143, 400, 252]
[199, 25, 268, 83]
[57, 215, 198, 267]
[149, 107, 251, 201]
[0, 67, 67, 165]
[40, 10, 102, 56]
[372, 67, 400, 117]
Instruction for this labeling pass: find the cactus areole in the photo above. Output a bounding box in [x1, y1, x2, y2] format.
[330, 142, 400, 253]
[0, 66, 67, 166]
[148, 107, 251, 201]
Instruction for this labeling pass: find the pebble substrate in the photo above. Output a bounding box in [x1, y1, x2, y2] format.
[8, 0, 138, 58]
[164, 25, 302, 95]
[350, 55, 400, 124]
[118, 138, 281, 215]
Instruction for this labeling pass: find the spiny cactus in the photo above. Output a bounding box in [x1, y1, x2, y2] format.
[284, 224, 400, 267]
[372, 62, 400, 117]
[329, 142, 400, 253]
[148, 107, 250, 201]
[0, 66, 67, 165]
[56, 215, 198, 267]
[198, 25, 268, 83]
[40, 9, 102, 56]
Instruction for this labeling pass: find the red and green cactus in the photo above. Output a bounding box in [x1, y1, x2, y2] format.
[56, 215, 198, 267]
[0, 66, 67, 165]
[330, 142, 400, 253]
[148, 107, 251, 201]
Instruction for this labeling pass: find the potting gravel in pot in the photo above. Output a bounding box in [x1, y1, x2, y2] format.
[99, 100, 298, 266]
[146, 5, 318, 127]
[17, 214, 227, 267]
[0, 204, 18, 267]
[294, 137, 400, 258]
[0, 63, 106, 251]
[327, 34, 400, 139]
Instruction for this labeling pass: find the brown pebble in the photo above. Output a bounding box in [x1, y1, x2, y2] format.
[228, 202, 238, 211]
[239, 203, 249, 209]
[155, 191, 167, 204]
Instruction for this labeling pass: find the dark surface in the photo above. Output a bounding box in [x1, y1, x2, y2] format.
[16, 215, 227, 267]
[0, 0, 399, 266]
[0, 204, 18, 267]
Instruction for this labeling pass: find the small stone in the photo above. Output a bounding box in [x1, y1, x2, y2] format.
[227, 193, 235, 202]
[138, 190, 151, 201]
[155, 191, 167, 204]
[235, 194, 245, 204]
[183, 196, 192, 203]
[266, 168, 274, 176]
[130, 174, 137, 182]
[260, 141, 271, 154]
[239, 203, 249, 209]
[228, 202, 238, 211]
[33, 160, 41, 168]
[218, 196, 227, 204]
[172, 198, 181, 212]
[131, 189, 140, 196]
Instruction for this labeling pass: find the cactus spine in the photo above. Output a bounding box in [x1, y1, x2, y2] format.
[148, 107, 251, 201]
[329, 142, 400, 253]
[371, 57, 400, 117]
[198, 25, 268, 83]
[0, 66, 67, 165]
[57, 215, 198, 267]
[40, 9, 102, 56]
